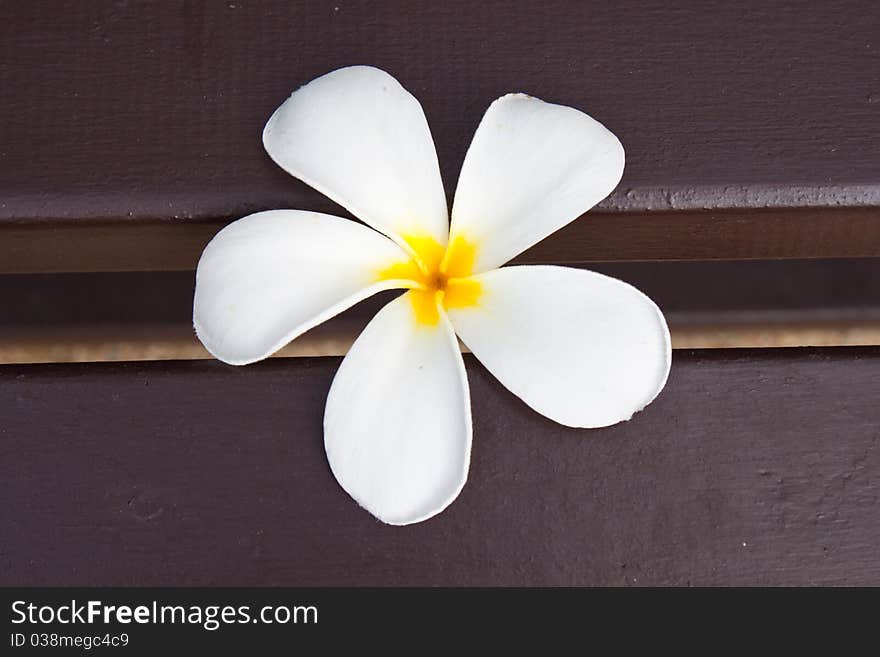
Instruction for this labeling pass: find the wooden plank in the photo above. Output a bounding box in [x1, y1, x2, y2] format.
[2, 348, 879, 585]
[1, 1, 879, 271]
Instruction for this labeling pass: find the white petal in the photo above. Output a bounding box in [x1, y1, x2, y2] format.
[447, 266, 670, 428]
[324, 293, 471, 525]
[194, 210, 412, 365]
[450, 94, 625, 272]
[263, 66, 449, 249]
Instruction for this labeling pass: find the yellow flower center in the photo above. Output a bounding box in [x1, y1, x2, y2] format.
[377, 233, 482, 325]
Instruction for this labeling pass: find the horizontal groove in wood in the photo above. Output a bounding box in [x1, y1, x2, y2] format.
[2, 206, 879, 274]
[2, 259, 878, 362]
[3, 319, 880, 365]
[6, 260, 878, 324]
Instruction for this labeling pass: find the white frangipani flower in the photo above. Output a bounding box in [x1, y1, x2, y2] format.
[194, 66, 671, 525]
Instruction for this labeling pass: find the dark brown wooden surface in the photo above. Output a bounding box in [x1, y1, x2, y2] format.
[1, 1, 879, 271]
[2, 348, 878, 586]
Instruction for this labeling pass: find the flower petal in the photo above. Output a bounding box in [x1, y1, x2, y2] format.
[450, 94, 624, 272]
[324, 293, 471, 525]
[194, 210, 413, 365]
[263, 66, 449, 249]
[446, 266, 670, 428]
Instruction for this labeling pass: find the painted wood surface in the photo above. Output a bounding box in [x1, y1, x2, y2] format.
[2, 348, 878, 585]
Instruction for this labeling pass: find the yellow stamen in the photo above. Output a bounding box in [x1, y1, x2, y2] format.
[408, 289, 443, 325]
[441, 234, 478, 279]
[444, 277, 482, 310]
[376, 232, 483, 326]
[402, 234, 446, 275]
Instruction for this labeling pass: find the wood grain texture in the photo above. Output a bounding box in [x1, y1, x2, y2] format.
[2, 348, 878, 586]
[1, 1, 878, 270]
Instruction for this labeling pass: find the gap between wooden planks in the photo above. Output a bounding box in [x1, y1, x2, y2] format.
[2, 206, 880, 274]
[2, 321, 880, 364]
[3, 209, 878, 362]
